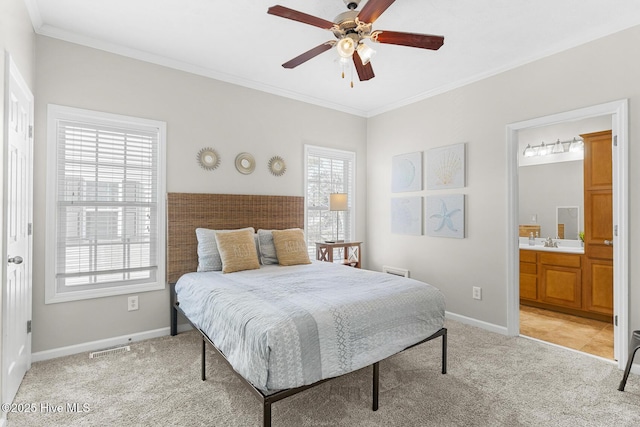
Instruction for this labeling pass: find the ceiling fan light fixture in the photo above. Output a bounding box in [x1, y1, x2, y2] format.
[356, 43, 376, 65]
[336, 37, 356, 58]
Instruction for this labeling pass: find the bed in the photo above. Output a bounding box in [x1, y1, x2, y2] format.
[168, 193, 447, 427]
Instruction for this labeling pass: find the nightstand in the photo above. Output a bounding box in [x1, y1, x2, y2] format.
[315, 241, 362, 268]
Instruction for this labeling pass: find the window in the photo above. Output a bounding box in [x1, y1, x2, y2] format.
[304, 145, 356, 256]
[45, 105, 166, 303]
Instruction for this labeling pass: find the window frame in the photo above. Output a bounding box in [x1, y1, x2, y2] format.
[303, 144, 356, 255]
[45, 104, 167, 303]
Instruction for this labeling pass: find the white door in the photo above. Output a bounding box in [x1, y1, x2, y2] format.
[2, 54, 33, 405]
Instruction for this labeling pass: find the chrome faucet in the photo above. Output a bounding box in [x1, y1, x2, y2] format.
[543, 237, 558, 248]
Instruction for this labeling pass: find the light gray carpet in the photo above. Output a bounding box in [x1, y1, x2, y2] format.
[9, 320, 640, 426]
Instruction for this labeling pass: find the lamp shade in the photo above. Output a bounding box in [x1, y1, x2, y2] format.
[356, 43, 376, 65]
[523, 144, 535, 157]
[336, 37, 356, 58]
[329, 193, 348, 211]
[552, 139, 565, 153]
[537, 142, 547, 156]
[569, 137, 584, 153]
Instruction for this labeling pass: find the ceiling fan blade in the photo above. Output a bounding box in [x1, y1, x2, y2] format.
[268, 5, 335, 30]
[372, 30, 444, 50]
[357, 0, 396, 24]
[282, 42, 334, 69]
[353, 51, 375, 81]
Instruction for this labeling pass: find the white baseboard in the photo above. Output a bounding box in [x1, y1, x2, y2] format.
[32, 323, 192, 363]
[445, 311, 508, 335]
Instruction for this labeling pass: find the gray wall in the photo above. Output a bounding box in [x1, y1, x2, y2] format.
[365, 25, 640, 332]
[32, 36, 367, 352]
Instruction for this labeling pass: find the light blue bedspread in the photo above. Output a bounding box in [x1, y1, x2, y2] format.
[175, 261, 445, 392]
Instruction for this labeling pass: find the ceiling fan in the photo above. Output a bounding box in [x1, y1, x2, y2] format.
[267, 0, 444, 85]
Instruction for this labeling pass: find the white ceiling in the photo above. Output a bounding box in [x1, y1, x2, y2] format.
[25, 0, 640, 117]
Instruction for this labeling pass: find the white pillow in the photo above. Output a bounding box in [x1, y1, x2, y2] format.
[195, 227, 255, 271]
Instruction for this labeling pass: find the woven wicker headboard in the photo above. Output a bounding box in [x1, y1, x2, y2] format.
[167, 193, 304, 283]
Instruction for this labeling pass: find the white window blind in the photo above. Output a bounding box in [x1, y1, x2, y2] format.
[304, 145, 356, 256]
[46, 105, 166, 303]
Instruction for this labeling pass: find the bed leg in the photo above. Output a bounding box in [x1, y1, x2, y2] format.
[442, 328, 447, 375]
[201, 338, 206, 381]
[170, 282, 178, 336]
[170, 306, 177, 336]
[372, 362, 379, 411]
[263, 402, 272, 427]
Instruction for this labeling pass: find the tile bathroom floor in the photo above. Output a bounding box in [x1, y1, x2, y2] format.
[520, 305, 614, 360]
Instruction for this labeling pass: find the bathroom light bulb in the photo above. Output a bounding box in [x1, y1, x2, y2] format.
[552, 139, 565, 154]
[538, 142, 548, 156]
[523, 144, 535, 157]
[569, 137, 584, 153]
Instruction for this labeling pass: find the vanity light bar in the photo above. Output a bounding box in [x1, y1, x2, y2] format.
[523, 137, 584, 157]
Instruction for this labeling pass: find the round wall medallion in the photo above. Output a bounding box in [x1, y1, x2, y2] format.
[235, 152, 255, 174]
[197, 148, 220, 171]
[268, 156, 286, 176]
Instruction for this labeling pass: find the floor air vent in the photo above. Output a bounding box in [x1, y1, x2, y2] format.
[382, 265, 410, 278]
[89, 345, 131, 359]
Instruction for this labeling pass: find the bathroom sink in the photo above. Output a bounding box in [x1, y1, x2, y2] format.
[518, 238, 584, 254]
[519, 245, 584, 254]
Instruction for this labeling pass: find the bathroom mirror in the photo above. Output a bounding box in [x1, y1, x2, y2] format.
[556, 206, 579, 240]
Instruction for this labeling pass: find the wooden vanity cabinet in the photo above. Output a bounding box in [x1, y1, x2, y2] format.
[519, 249, 608, 321]
[539, 252, 582, 309]
[519, 250, 538, 301]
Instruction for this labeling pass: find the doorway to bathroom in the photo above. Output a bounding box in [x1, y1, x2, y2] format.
[506, 100, 629, 368]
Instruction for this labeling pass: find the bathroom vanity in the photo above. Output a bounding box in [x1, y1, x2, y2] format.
[519, 241, 612, 322]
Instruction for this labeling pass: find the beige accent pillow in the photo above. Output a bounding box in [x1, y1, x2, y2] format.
[272, 229, 311, 266]
[214, 229, 260, 273]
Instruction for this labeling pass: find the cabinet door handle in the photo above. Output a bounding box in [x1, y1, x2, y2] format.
[604, 239, 613, 246]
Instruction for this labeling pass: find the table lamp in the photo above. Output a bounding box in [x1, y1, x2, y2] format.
[329, 193, 348, 243]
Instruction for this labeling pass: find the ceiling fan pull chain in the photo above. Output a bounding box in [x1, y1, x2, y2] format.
[350, 64, 354, 88]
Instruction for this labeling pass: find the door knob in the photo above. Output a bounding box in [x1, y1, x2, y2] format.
[7, 256, 23, 264]
[604, 239, 613, 246]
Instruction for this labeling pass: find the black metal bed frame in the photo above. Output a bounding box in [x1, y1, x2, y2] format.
[170, 283, 447, 427]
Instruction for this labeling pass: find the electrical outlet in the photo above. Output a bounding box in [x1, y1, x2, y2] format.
[472, 287, 482, 300]
[128, 296, 139, 311]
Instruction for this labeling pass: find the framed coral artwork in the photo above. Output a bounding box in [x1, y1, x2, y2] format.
[426, 143, 465, 190]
